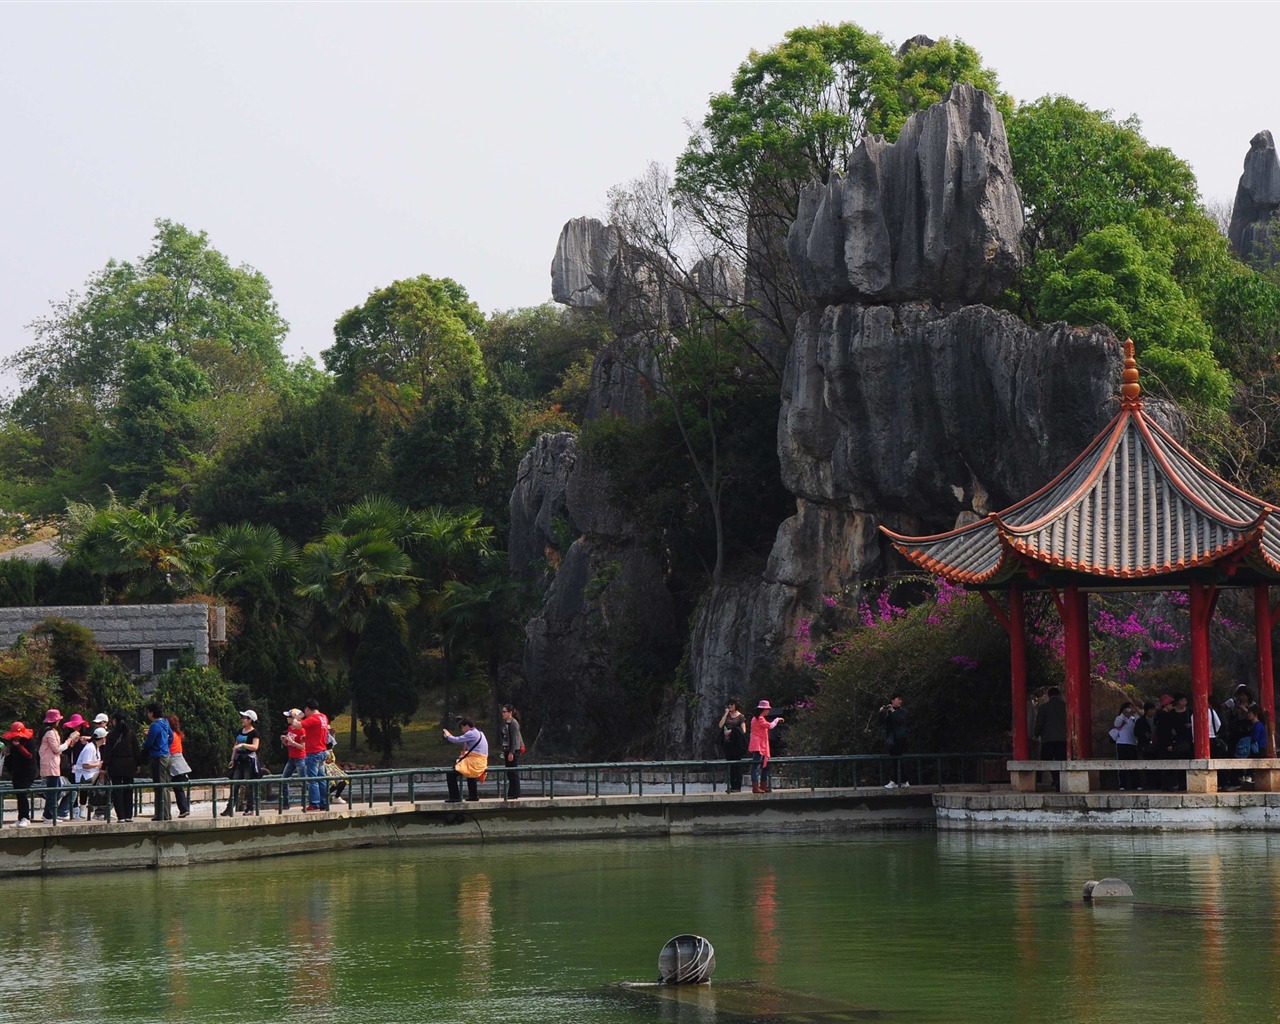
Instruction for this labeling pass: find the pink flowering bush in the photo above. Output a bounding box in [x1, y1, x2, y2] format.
[794, 576, 1061, 756]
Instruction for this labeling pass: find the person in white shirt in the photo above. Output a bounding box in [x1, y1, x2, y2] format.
[73, 728, 105, 820]
[1113, 702, 1139, 790]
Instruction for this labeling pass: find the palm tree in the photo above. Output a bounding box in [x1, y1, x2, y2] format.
[65, 497, 212, 602]
[296, 520, 418, 749]
[209, 522, 297, 591]
[439, 576, 524, 732]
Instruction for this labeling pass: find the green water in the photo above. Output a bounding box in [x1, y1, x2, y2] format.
[4, 830, 1279, 1023]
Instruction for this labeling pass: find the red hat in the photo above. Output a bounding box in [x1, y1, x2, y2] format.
[2, 721, 33, 740]
[43, 708, 63, 724]
[64, 714, 87, 729]
[756, 700, 772, 710]
[1159, 694, 1174, 708]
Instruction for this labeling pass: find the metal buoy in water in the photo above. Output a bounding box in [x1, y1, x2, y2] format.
[657, 934, 715, 984]
[1083, 877, 1134, 901]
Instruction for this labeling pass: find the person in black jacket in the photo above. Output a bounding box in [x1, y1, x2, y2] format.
[719, 698, 748, 793]
[3, 721, 37, 826]
[104, 712, 138, 822]
[1133, 701, 1158, 789]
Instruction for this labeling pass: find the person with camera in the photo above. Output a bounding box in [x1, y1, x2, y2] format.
[879, 695, 908, 788]
[719, 698, 748, 793]
[443, 718, 489, 803]
[748, 700, 784, 794]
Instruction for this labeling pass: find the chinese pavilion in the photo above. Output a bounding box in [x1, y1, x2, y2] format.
[882, 342, 1280, 762]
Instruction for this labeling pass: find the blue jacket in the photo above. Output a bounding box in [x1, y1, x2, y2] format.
[141, 717, 172, 759]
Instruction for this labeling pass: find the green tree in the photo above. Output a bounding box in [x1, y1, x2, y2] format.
[191, 388, 391, 543]
[296, 499, 420, 748]
[480, 304, 612, 405]
[1037, 224, 1231, 407]
[439, 576, 524, 731]
[151, 660, 238, 775]
[97, 340, 213, 500]
[1, 220, 293, 510]
[325, 275, 486, 421]
[85, 656, 141, 722]
[62, 496, 212, 602]
[351, 601, 417, 763]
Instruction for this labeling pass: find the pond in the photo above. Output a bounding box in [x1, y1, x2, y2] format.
[4, 829, 1279, 1023]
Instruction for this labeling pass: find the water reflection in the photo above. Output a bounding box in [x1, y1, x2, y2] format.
[458, 872, 493, 997]
[6, 832, 1280, 1023]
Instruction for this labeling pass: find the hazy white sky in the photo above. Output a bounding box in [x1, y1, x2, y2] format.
[2, 2, 1276, 377]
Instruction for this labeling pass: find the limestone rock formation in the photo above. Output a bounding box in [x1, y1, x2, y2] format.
[787, 83, 1024, 307]
[1228, 130, 1280, 266]
[550, 217, 620, 308]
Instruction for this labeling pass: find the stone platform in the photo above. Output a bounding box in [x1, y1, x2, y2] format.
[934, 790, 1280, 831]
[0, 786, 937, 877]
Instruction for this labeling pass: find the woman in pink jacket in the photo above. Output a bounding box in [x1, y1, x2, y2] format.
[38, 709, 79, 825]
[748, 700, 784, 794]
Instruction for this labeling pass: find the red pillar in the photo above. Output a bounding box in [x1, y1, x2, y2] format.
[1010, 584, 1029, 760]
[1189, 583, 1212, 759]
[1072, 587, 1092, 759]
[1059, 587, 1078, 760]
[1256, 584, 1277, 758]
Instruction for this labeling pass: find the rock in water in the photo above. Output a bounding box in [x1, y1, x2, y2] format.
[1083, 878, 1134, 901]
[1228, 131, 1280, 267]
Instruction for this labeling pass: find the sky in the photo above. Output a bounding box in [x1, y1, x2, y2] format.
[2, 1, 1277, 380]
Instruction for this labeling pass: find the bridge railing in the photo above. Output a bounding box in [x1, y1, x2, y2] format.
[0, 752, 1006, 824]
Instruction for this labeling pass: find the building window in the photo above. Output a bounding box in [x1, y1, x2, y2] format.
[154, 648, 191, 673]
[107, 650, 141, 674]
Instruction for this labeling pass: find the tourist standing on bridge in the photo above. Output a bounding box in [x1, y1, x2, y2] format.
[300, 701, 330, 811]
[140, 703, 173, 821]
[749, 700, 784, 794]
[3, 721, 36, 826]
[38, 710, 78, 825]
[719, 698, 748, 793]
[1033, 688, 1067, 791]
[280, 709, 307, 810]
[879, 695, 908, 788]
[444, 718, 488, 803]
[223, 711, 261, 816]
[167, 715, 193, 818]
[499, 705, 524, 800]
[105, 712, 137, 822]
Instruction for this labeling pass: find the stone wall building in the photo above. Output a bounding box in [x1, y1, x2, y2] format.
[0, 604, 226, 678]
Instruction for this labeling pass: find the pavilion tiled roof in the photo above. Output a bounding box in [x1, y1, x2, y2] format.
[882, 342, 1280, 585]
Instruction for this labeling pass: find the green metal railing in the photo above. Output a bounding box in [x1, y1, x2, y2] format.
[0, 752, 1006, 826]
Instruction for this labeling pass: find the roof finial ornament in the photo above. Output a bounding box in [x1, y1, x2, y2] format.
[1120, 338, 1142, 407]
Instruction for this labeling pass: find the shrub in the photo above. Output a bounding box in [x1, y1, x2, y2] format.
[152, 660, 238, 776]
[795, 579, 1060, 756]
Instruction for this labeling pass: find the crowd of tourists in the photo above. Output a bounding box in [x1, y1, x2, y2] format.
[1033, 684, 1272, 792]
[0, 699, 344, 827]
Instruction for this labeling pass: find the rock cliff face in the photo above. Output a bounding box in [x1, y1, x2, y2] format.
[516, 84, 1171, 760]
[1228, 130, 1280, 267]
[787, 84, 1023, 307]
[667, 86, 1129, 756]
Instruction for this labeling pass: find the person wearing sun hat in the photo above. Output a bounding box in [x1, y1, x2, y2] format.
[279, 709, 307, 810]
[62, 715, 89, 818]
[748, 700, 785, 794]
[38, 709, 79, 825]
[2, 721, 37, 826]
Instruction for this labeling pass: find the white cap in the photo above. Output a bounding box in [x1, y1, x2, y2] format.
[92, 713, 109, 724]
[92, 727, 108, 739]
[238, 709, 258, 723]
